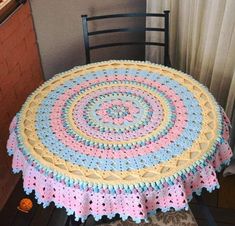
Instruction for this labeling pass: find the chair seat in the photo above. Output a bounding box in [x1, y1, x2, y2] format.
[99, 209, 198, 226]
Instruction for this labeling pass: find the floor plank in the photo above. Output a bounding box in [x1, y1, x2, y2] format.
[29, 203, 55, 226]
[218, 174, 235, 210]
[11, 205, 38, 226]
[47, 207, 68, 226]
[12, 190, 39, 226]
[190, 203, 235, 225]
[0, 178, 26, 226]
[194, 219, 209, 226]
[194, 219, 235, 226]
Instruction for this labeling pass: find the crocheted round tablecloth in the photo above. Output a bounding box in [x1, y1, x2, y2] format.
[7, 60, 232, 223]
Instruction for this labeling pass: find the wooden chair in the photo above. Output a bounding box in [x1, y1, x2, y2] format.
[81, 12, 171, 66]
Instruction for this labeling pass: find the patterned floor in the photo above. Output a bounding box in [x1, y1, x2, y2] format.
[98, 210, 197, 226]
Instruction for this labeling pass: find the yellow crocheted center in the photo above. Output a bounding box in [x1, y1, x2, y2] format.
[19, 61, 220, 185]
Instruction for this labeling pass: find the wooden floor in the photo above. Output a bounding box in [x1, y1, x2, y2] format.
[0, 179, 68, 226]
[1, 179, 235, 226]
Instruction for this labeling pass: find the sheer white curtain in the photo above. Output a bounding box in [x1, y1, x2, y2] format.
[146, 0, 235, 119]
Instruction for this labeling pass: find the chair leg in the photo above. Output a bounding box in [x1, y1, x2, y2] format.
[194, 195, 217, 226]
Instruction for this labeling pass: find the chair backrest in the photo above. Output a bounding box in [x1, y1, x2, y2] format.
[81, 11, 170, 66]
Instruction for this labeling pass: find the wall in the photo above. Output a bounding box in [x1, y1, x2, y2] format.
[0, 2, 44, 209]
[30, 0, 146, 80]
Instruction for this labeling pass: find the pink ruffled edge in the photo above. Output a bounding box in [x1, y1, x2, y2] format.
[7, 115, 233, 223]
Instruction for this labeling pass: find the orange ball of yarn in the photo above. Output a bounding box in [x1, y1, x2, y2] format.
[17, 198, 33, 213]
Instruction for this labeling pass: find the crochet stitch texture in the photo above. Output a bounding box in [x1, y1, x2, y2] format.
[7, 60, 232, 222]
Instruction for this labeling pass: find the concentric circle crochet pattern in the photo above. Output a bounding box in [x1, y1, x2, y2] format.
[7, 60, 232, 222]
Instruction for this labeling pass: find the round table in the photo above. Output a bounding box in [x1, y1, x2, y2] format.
[7, 60, 232, 223]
